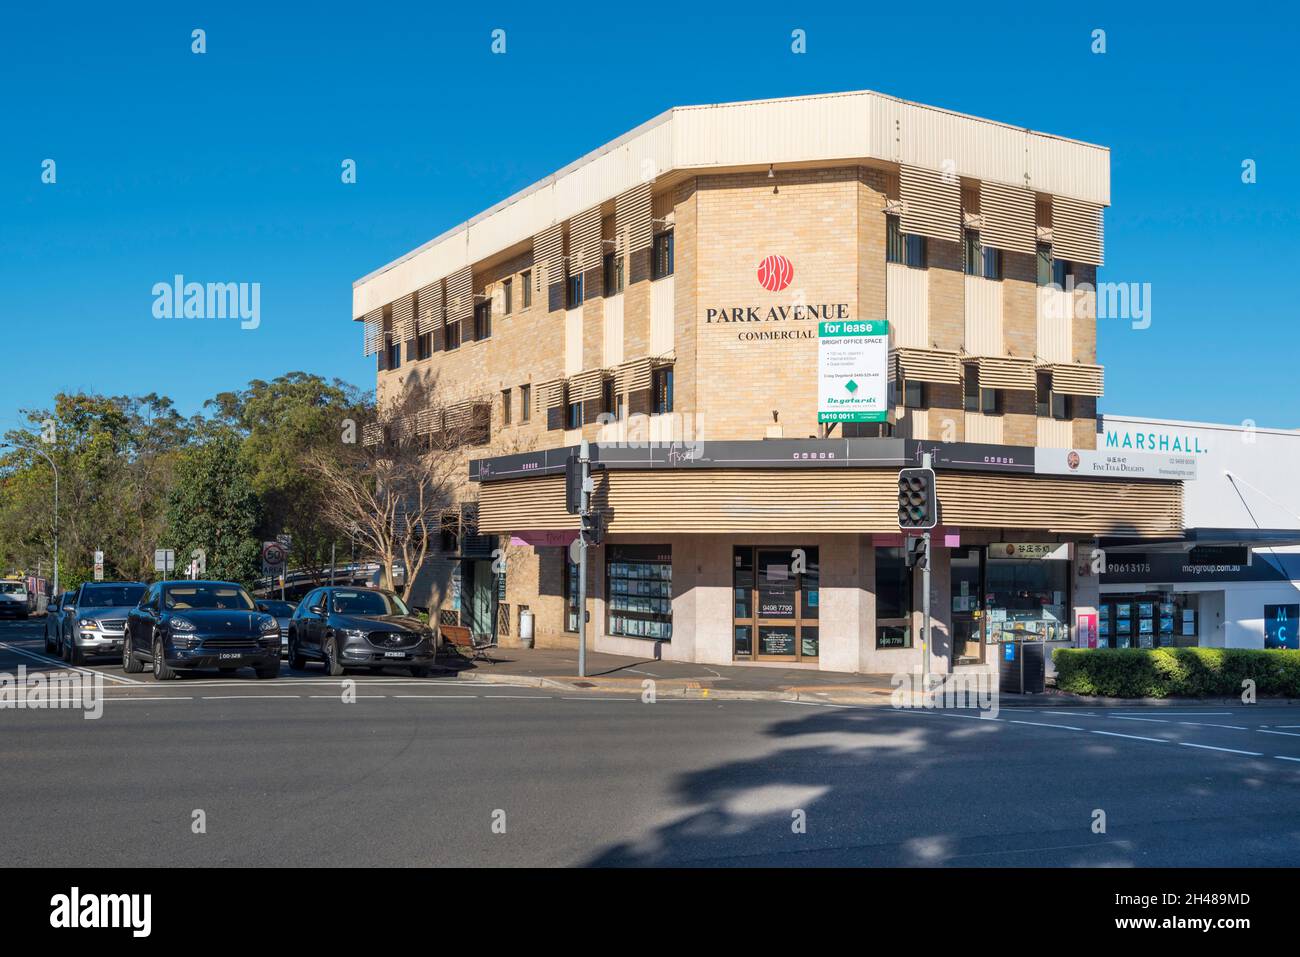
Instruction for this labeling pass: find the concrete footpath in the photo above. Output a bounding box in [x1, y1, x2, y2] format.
[434, 645, 1300, 708]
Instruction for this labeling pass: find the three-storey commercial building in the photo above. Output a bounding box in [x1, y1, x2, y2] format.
[353, 90, 1185, 674]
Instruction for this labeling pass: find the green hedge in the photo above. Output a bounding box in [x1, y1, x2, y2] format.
[1052, 647, 1300, 699]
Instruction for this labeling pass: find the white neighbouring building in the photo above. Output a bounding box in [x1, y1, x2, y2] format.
[1098, 415, 1300, 650]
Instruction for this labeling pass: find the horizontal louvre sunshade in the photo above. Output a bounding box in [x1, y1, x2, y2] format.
[390, 292, 415, 342]
[1044, 362, 1105, 396]
[976, 356, 1036, 390]
[899, 164, 961, 244]
[615, 356, 653, 393]
[416, 282, 443, 336]
[569, 207, 601, 276]
[444, 401, 485, 430]
[893, 348, 962, 384]
[615, 182, 653, 254]
[1050, 195, 1105, 266]
[361, 421, 383, 445]
[415, 407, 444, 435]
[533, 225, 563, 291]
[477, 469, 1182, 538]
[568, 368, 607, 403]
[445, 266, 473, 323]
[362, 308, 382, 356]
[534, 378, 567, 412]
[978, 181, 1037, 254]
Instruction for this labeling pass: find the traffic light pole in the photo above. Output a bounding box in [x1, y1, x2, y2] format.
[922, 453, 932, 689]
[577, 440, 591, 679]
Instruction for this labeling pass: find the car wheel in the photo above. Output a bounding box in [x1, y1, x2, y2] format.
[60, 635, 71, 662]
[68, 640, 83, 666]
[152, 635, 177, 681]
[122, 636, 145, 673]
[43, 630, 52, 654]
[323, 636, 345, 677]
[288, 635, 306, 671]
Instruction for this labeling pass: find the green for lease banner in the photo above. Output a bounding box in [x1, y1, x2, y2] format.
[817, 320, 889, 423]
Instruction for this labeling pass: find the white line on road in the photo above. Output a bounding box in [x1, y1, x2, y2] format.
[392, 695, 478, 699]
[1179, 742, 1262, 757]
[201, 695, 302, 700]
[1179, 722, 1248, 730]
[1090, 730, 1167, 743]
[307, 694, 387, 699]
[1010, 719, 1084, 731]
[0, 641, 142, 685]
[1274, 755, 1300, 763]
[1042, 711, 1096, 717]
[1258, 729, 1300, 738]
[559, 696, 636, 701]
[1110, 716, 1169, 723]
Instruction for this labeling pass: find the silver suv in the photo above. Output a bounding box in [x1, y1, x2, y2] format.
[61, 581, 147, 665]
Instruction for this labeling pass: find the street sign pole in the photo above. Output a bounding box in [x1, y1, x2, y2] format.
[922, 453, 932, 689]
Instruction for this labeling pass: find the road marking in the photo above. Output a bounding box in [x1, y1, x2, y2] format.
[202, 695, 302, 700]
[1116, 711, 1231, 716]
[931, 711, 1002, 722]
[1179, 742, 1262, 757]
[392, 695, 478, 699]
[1110, 715, 1168, 723]
[0, 641, 142, 684]
[106, 696, 194, 702]
[1273, 725, 1300, 729]
[1042, 711, 1096, 717]
[1090, 730, 1167, 743]
[1258, 729, 1300, 738]
[1178, 721, 1248, 730]
[559, 696, 636, 701]
[1010, 719, 1084, 731]
[1274, 755, 1300, 763]
[307, 694, 386, 699]
[483, 695, 551, 699]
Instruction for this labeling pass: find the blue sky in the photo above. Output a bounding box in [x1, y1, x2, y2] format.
[2, 2, 1298, 432]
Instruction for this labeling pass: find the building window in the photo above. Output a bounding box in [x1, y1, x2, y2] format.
[473, 300, 492, 341]
[520, 384, 531, 423]
[843, 421, 893, 438]
[652, 230, 674, 280]
[565, 385, 583, 430]
[906, 234, 927, 269]
[1037, 374, 1071, 420]
[965, 364, 999, 415]
[1036, 242, 1052, 286]
[385, 336, 401, 370]
[603, 252, 624, 295]
[652, 366, 673, 414]
[501, 388, 512, 427]
[902, 379, 926, 409]
[963, 230, 980, 275]
[607, 544, 672, 641]
[601, 377, 615, 417]
[566, 273, 584, 309]
[874, 546, 912, 648]
[521, 271, 532, 308]
[416, 332, 433, 360]
[983, 246, 1002, 281]
[1052, 256, 1073, 288]
[443, 319, 460, 351]
[502, 278, 512, 315]
[887, 216, 905, 264]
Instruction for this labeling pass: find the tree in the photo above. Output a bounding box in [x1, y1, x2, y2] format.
[306, 378, 473, 600]
[163, 431, 262, 586]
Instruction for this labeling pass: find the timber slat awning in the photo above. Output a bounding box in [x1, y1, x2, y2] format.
[1040, 362, 1104, 397]
[567, 368, 608, 403]
[476, 468, 1183, 538]
[891, 348, 962, 384]
[974, 355, 1036, 391]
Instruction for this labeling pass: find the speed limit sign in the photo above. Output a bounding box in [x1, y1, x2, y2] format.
[262, 541, 286, 570]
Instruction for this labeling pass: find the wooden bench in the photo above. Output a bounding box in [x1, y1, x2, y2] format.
[439, 624, 498, 663]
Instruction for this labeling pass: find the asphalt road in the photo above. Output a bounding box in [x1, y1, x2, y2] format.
[4, 617, 1300, 866]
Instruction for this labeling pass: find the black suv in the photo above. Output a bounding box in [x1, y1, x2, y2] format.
[289, 587, 435, 677]
[123, 580, 281, 680]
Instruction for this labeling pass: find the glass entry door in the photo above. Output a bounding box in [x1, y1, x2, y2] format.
[733, 547, 819, 661]
[950, 548, 984, 664]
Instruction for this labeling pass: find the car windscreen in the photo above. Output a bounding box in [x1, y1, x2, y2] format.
[260, 601, 296, 616]
[331, 590, 408, 616]
[80, 584, 146, 607]
[164, 584, 255, 611]
[0, 583, 26, 595]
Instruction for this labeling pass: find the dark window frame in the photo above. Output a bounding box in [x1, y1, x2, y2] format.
[603, 251, 625, 295]
[520, 384, 531, 423]
[566, 273, 584, 309]
[502, 278, 513, 315]
[473, 300, 492, 341]
[652, 366, 674, 415]
[521, 271, 533, 308]
[651, 230, 674, 280]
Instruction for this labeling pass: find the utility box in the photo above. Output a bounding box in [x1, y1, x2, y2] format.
[998, 639, 1046, 694]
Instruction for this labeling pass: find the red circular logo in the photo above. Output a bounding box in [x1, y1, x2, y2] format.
[756, 254, 794, 292]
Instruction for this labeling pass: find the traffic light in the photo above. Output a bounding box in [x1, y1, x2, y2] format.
[897, 467, 937, 530]
[905, 535, 928, 570]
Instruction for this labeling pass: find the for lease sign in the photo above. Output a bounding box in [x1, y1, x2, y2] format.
[817, 320, 889, 423]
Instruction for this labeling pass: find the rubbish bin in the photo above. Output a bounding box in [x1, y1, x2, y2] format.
[998, 639, 1046, 694]
[519, 609, 534, 648]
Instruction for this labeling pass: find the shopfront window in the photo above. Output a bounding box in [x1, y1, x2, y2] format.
[1100, 593, 1198, 648]
[606, 545, 672, 641]
[984, 543, 1071, 643]
[733, 546, 819, 660]
[875, 546, 912, 648]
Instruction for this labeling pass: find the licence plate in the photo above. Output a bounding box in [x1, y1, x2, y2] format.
[218, 652, 244, 660]
[384, 651, 407, 658]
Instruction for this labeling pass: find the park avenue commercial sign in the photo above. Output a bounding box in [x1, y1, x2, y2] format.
[705, 253, 851, 341]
